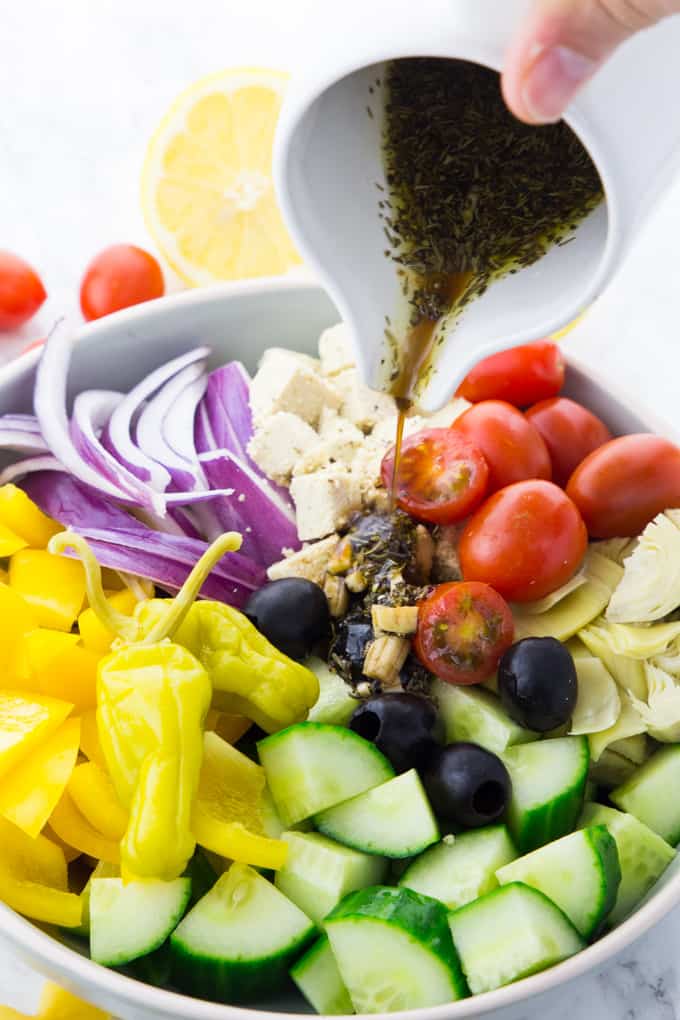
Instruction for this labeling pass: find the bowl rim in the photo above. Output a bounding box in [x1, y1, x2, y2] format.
[0, 274, 677, 1020]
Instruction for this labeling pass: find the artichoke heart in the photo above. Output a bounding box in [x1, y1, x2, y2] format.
[569, 656, 621, 736]
[607, 512, 680, 623]
[593, 536, 638, 566]
[579, 622, 647, 700]
[628, 663, 680, 743]
[595, 620, 680, 660]
[588, 690, 647, 762]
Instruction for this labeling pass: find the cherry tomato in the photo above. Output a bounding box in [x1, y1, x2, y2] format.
[525, 397, 612, 486]
[415, 581, 514, 686]
[452, 400, 551, 493]
[80, 244, 165, 322]
[459, 480, 587, 602]
[0, 251, 46, 331]
[566, 434, 680, 538]
[381, 428, 489, 524]
[456, 340, 564, 406]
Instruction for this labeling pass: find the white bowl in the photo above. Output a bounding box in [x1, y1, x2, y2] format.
[0, 277, 678, 1020]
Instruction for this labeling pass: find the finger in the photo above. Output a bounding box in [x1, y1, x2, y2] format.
[502, 0, 676, 124]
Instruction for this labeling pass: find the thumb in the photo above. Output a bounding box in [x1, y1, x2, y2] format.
[502, 0, 675, 124]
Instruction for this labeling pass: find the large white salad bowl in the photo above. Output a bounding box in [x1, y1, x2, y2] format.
[0, 277, 677, 1020]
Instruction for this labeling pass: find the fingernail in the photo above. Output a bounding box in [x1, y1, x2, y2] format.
[522, 45, 597, 123]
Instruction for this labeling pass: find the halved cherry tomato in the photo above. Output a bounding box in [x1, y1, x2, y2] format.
[525, 397, 612, 486]
[80, 244, 165, 322]
[459, 479, 587, 602]
[566, 434, 680, 538]
[452, 400, 551, 493]
[415, 581, 514, 686]
[0, 251, 46, 331]
[456, 341, 564, 406]
[380, 428, 489, 525]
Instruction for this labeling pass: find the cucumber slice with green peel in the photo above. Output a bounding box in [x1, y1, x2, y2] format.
[448, 882, 585, 995]
[503, 736, 590, 853]
[495, 825, 620, 938]
[184, 851, 217, 908]
[399, 826, 517, 909]
[275, 831, 387, 924]
[325, 886, 468, 1012]
[580, 803, 676, 925]
[90, 877, 191, 967]
[611, 745, 680, 845]
[71, 860, 118, 938]
[258, 722, 394, 827]
[306, 657, 357, 726]
[316, 769, 439, 858]
[433, 680, 538, 754]
[290, 936, 353, 1015]
[170, 862, 316, 1003]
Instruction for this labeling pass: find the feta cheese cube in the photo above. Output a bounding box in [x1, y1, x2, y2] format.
[266, 534, 340, 586]
[292, 430, 364, 476]
[370, 397, 471, 444]
[290, 468, 362, 541]
[318, 323, 356, 377]
[247, 412, 319, 484]
[350, 435, 391, 499]
[371, 415, 424, 445]
[332, 370, 397, 431]
[250, 348, 340, 426]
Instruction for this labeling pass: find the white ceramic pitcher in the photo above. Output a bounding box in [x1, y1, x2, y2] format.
[274, 0, 680, 410]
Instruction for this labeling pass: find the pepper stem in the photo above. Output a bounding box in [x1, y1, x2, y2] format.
[48, 531, 140, 642]
[140, 531, 243, 645]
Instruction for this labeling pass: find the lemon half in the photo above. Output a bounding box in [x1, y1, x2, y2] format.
[142, 68, 301, 285]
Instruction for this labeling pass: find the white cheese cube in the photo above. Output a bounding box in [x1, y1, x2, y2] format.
[290, 468, 363, 541]
[247, 412, 319, 484]
[292, 430, 364, 476]
[350, 435, 391, 499]
[250, 349, 340, 426]
[318, 323, 356, 377]
[371, 415, 423, 445]
[332, 370, 396, 431]
[266, 535, 339, 586]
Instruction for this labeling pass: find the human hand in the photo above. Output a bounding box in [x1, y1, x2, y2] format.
[502, 0, 680, 123]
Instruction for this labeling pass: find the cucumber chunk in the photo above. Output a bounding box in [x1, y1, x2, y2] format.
[325, 886, 468, 1012]
[306, 658, 357, 726]
[275, 831, 387, 923]
[496, 825, 620, 938]
[171, 862, 316, 1002]
[580, 803, 676, 925]
[316, 769, 439, 858]
[448, 882, 585, 995]
[434, 680, 538, 754]
[290, 935, 353, 1015]
[399, 826, 517, 909]
[71, 860, 118, 938]
[90, 877, 191, 967]
[258, 723, 394, 826]
[503, 736, 589, 853]
[611, 745, 680, 846]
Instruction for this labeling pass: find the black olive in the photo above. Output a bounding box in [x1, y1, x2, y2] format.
[350, 692, 440, 772]
[244, 578, 330, 660]
[421, 742, 511, 828]
[498, 637, 577, 732]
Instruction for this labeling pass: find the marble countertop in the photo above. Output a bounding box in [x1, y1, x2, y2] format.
[3, 1, 680, 1017]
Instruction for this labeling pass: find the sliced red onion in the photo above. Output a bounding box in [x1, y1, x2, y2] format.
[200, 363, 253, 462]
[22, 471, 148, 532]
[136, 362, 207, 492]
[160, 369, 207, 469]
[194, 401, 217, 455]
[71, 390, 165, 513]
[0, 455, 65, 484]
[34, 318, 137, 503]
[200, 450, 299, 565]
[0, 414, 43, 431]
[103, 347, 209, 492]
[0, 429, 49, 455]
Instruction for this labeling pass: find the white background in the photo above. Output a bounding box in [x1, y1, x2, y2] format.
[3, 0, 680, 1015]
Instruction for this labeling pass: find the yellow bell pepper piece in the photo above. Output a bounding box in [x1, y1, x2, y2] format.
[0, 817, 80, 928]
[0, 717, 80, 838]
[43, 824, 81, 863]
[0, 691, 73, 780]
[192, 731, 287, 870]
[78, 589, 139, 654]
[205, 708, 252, 744]
[0, 523, 27, 557]
[0, 485, 60, 548]
[0, 981, 112, 1020]
[0, 585, 37, 674]
[97, 642, 211, 880]
[49, 793, 120, 865]
[79, 709, 107, 769]
[14, 629, 99, 709]
[9, 551, 86, 631]
[68, 761, 128, 842]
